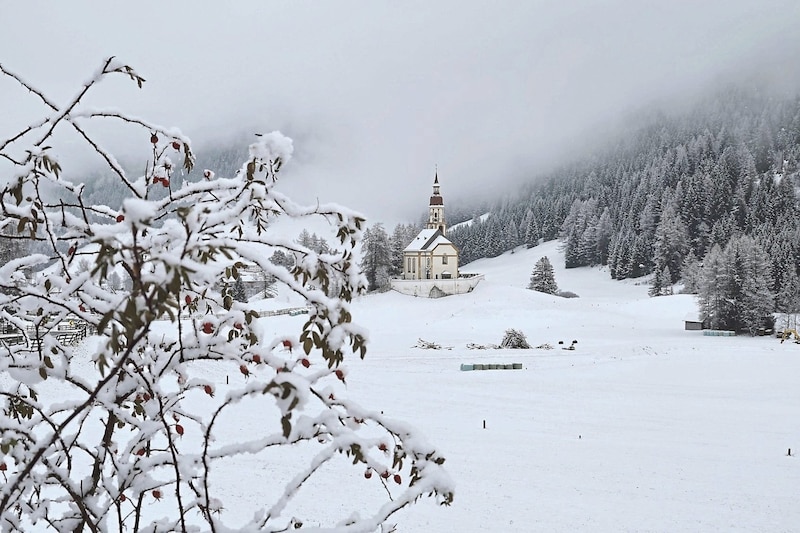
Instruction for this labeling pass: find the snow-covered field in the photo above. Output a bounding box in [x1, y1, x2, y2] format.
[175, 240, 799, 531]
[323, 240, 799, 532]
[13, 240, 799, 531]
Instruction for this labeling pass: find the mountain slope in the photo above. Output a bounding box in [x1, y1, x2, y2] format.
[447, 87, 800, 292]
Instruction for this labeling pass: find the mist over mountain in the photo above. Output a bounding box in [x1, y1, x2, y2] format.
[446, 85, 800, 294]
[77, 78, 800, 282]
[6, 1, 800, 226]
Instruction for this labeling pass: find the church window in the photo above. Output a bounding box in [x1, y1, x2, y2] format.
[442, 255, 448, 264]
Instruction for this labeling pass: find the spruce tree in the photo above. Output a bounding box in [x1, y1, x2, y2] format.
[360, 223, 392, 291]
[775, 263, 800, 328]
[698, 245, 731, 330]
[528, 256, 558, 294]
[649, 265, 673, 297]
[679, 251, 703, 294]
[698, 236, 774, 333]
[653, 203, 689, 284]
[0, 230, 27, 267]
[389, 223, 417, 277]
[108, 271, 122, 292]
[232, 276, 247, 302]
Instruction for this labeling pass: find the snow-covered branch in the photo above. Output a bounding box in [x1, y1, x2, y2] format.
[0, 60, 451, 531]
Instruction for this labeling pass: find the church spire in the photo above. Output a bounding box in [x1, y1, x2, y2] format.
[427, 168, 446, 234]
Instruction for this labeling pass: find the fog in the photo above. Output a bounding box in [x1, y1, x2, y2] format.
[2, 1, 800, 225]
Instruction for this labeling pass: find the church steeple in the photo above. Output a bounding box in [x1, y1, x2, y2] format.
[426, 169, 446, 234]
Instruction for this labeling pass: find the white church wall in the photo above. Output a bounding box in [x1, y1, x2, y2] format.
[389, 275, 484, 297]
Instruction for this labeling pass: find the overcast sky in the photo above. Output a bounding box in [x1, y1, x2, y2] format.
[2, 1, 800, 225]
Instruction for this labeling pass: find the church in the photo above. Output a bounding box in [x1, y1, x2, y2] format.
[391, 173, 483, 297]
[401, 173, 459, 280]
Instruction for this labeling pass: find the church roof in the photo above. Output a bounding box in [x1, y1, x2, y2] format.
[403, 228, 454, 252]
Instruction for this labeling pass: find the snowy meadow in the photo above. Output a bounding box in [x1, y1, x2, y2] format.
[292, 240, 798, 531]
[5, 231, 798, 531]
[73, 239, 796, 531]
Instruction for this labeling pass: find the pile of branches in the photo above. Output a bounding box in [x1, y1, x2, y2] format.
[500, 328, 531, 349]
[466, 342, 500, 350]
[412, 338, 452, 350]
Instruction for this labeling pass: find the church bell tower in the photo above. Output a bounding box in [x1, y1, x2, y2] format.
[426, 170, 446, 235]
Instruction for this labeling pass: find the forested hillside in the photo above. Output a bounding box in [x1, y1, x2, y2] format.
[448, 88, 800, 299]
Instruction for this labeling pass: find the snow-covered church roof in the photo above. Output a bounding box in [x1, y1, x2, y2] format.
[404, 228, 454, 252]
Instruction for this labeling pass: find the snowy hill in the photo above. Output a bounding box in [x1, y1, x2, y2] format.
[449, 212, 490, 232]
[360, 241, 699, 361]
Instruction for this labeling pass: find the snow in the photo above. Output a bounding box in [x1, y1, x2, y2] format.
[403, 228, 439, 252]
[403, 228, 453, 252]
[144, 239, 798, 531]
[248, 131, 294, 164]
[122, 197, 157, 224]
[449, 212, 490, 232]
[14, 240, 800, 531]
[283, 239, 797, 531]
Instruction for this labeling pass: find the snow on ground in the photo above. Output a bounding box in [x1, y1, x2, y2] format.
[13, 240, 800, 531]
[449, 213, 491, 232]
[336, 240, 800, 531]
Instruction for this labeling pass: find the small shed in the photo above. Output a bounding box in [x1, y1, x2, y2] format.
[684, 312, 704, 331]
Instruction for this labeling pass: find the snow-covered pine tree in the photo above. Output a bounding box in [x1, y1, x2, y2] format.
[732, 236, 775, 334]
[521, 208, 539, 248]
[312, 233, 331, 254]
[388, 225, 404, 277]
[649, 265, 673, 297]
[528, 256, 558, 294]
[594, 208, 613, 264]
[270, 249, 295, 269]
[0, 58, 452, 532]
[360, 223, 393, 292]
[297, 229, 331, 255]
[257, 269, 278, 299]
[484, 215, 504, 258]
[297, 228, 314, 248]
[503, 218, 520, 251]
[652, 201, 689, 284]
[698, 244, 730, 330]
[0, 228, 27, 268]
[775, 262, 800, 330]
[561, 199, 587, 268]
[698, 235, 774, 333]
[232, 275, 247, 302]
[679, 251, 703, 294]
[108, 271, 122, 292]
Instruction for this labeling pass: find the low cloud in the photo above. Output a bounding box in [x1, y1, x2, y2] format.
[2, 1, 799, 225]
